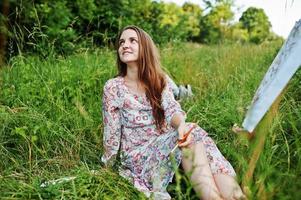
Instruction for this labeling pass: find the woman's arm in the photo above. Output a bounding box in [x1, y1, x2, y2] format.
[161, 76, 188, 139]
[171, 113, 185, 128]
[171, 113, 186, 135]
[101, 80, 122, 167]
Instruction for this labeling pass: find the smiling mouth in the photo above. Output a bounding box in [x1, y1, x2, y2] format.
[123, 52, 132, 55]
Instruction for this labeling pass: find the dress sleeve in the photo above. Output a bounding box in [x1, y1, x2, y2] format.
[165, 74, 180, 99]
[161, 76, 186, 126]
[101, 80, 122, 166]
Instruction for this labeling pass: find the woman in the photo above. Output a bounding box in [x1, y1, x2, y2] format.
[101, 25, 245, 200]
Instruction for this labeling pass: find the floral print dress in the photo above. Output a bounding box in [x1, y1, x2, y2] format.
[101, 76, 236, 199]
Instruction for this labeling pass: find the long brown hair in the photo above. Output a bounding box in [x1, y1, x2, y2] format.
[116, 25, 166, 131]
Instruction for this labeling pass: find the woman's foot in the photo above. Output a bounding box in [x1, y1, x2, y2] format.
[213, 174, 246, 200]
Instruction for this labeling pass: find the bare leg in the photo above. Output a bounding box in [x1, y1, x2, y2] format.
[181, 142, 223, 200]
[214, 174, 246, 200]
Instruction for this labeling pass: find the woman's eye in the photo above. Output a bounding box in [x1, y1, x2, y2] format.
[119, 41, 124, 46]
[130, 38, 137, 43]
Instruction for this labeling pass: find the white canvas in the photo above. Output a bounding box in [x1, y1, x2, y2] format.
[242, 19, 301, 133]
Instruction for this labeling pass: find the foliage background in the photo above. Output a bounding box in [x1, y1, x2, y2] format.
[0, 0, 281, 62]
[1, 0, 300, 199]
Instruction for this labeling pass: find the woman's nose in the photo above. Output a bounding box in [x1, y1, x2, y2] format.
[123, 40, 130, 48]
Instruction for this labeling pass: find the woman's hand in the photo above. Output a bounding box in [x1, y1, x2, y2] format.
[177, 122, 194, 148]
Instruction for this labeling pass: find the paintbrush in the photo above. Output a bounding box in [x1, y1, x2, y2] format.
[170, 125, 195, 155]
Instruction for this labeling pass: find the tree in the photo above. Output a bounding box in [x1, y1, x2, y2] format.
[0, 0, 9, 66]
[199, 0, 234, 43]
[182, 2, 203, 41]
[159, 2, 186, 41]
[239, 7, 271, 44]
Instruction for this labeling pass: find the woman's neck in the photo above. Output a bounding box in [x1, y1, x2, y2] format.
[124, 63, 146, 94]
[125, 63, 139, 82]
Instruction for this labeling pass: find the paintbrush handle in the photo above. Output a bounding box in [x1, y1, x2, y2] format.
[169, 125, 196, 155]
[178, 125, 195, 144]
[170, 143, 179, 154]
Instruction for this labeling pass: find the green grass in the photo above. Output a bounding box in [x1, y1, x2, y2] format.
[0, 42, 300, 199]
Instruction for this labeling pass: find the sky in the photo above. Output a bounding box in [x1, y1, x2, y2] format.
[162, 0, 301, 38]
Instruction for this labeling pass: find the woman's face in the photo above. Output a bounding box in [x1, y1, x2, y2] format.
[118, 29, 139, 65]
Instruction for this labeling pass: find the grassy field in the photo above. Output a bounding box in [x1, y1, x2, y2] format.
[0, 42, 300, 199]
